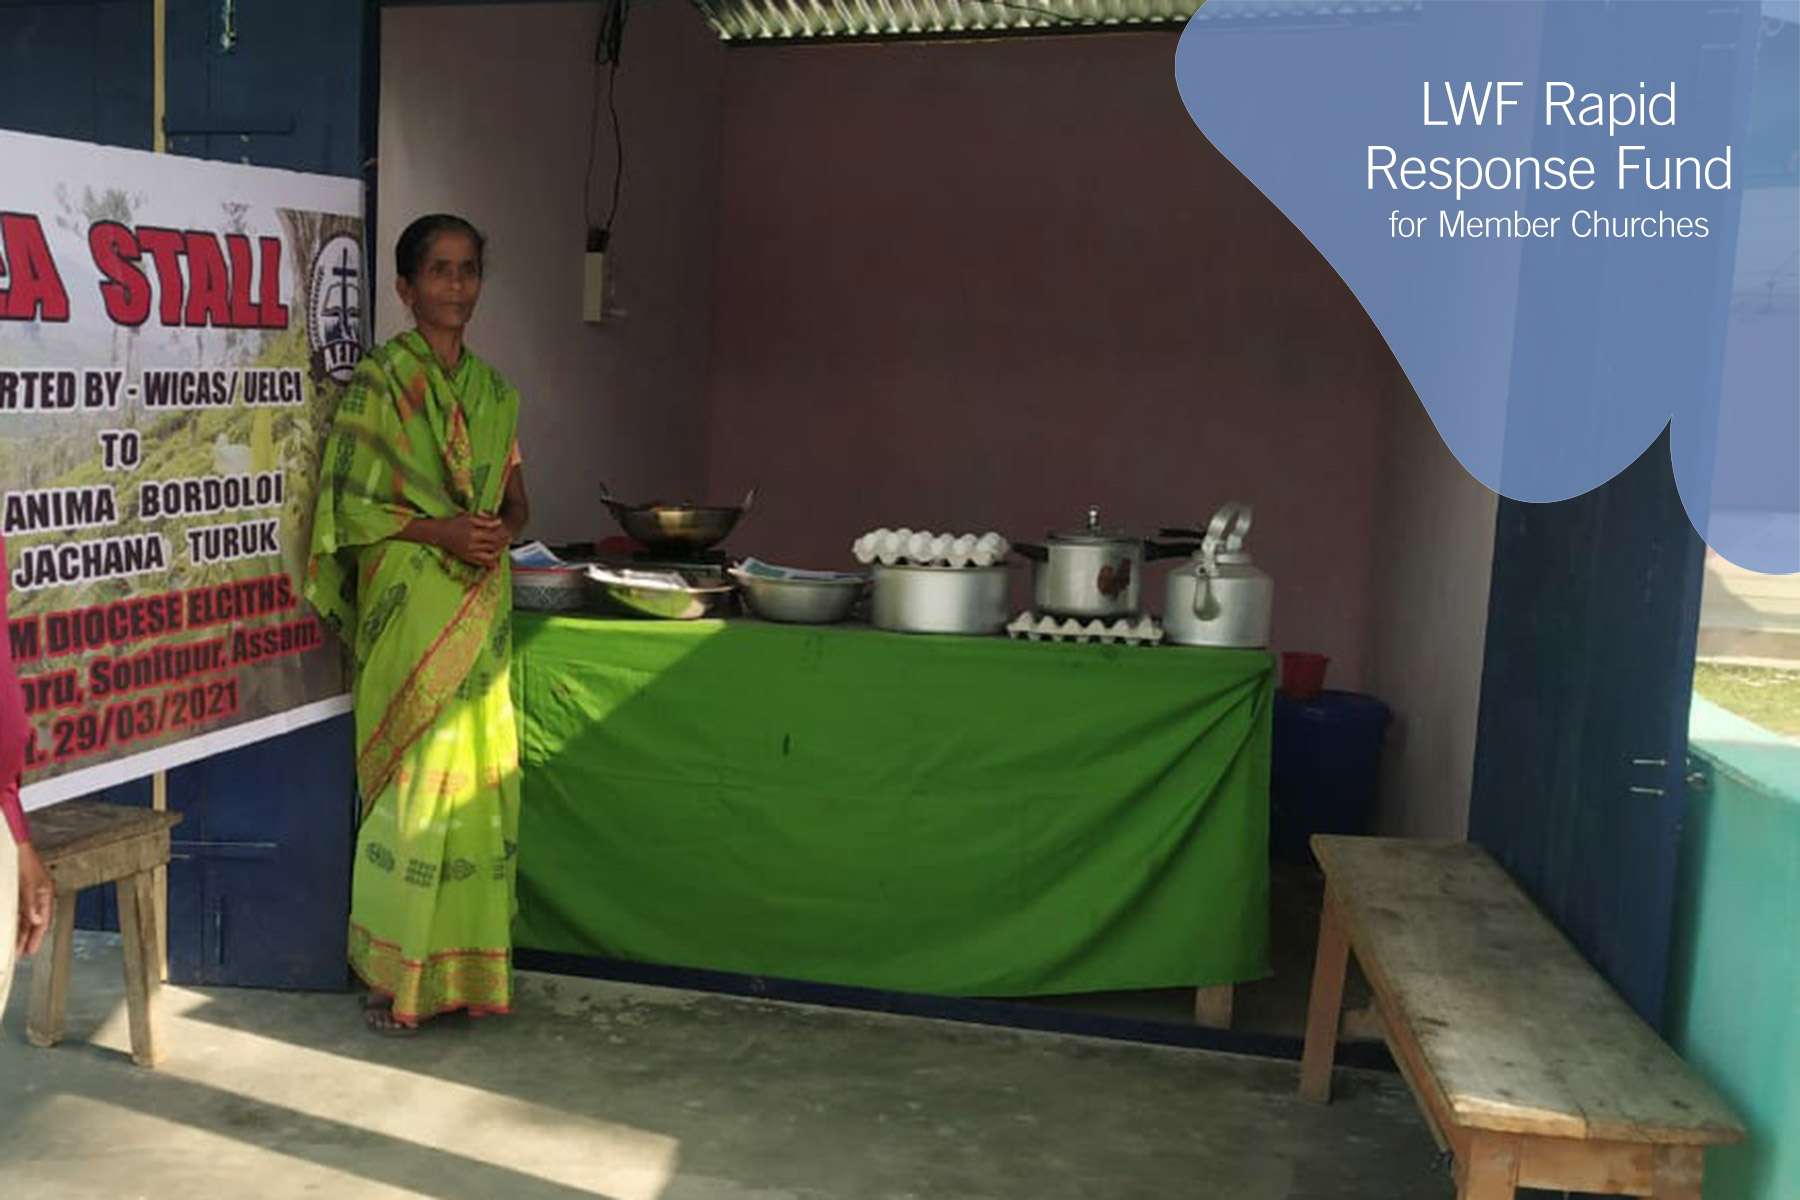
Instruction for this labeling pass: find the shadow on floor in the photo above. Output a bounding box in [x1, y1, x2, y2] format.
[2, 941, 1449, 1200]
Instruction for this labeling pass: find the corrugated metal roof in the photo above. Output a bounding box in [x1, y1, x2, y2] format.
[688, 1, 1189, 43]
[689, 1, 1422, 43]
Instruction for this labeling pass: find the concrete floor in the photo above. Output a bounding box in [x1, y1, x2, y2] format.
[0, 934, 1449, 1200]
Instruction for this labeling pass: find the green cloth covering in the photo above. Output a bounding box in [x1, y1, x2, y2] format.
[512, 615, 1272, 997]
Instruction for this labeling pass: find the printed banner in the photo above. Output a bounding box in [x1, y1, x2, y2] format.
[0, 129, 361, 806]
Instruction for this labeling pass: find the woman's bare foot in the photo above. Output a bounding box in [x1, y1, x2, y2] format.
[362, 994, 419, 1037]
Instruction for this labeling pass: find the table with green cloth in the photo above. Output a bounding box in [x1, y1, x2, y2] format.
[511, 613, 1273, 998]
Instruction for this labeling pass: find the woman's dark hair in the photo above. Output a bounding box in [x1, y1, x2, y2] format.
[394, 214, 486, 283]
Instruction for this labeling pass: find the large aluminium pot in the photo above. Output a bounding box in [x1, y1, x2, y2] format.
[1014, 506, 1191, 620]
[870, 563, 1009, 636]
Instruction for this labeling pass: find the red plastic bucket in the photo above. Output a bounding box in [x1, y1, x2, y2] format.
[1280, 651, 1330, 701]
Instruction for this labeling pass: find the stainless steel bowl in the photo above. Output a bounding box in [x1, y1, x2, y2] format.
[733, 572, 865, 624]
[584, 567, 734, 620]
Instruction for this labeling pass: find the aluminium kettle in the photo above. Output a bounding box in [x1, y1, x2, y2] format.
[1163, 502, 1272, 649]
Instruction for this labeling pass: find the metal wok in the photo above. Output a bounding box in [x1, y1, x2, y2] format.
[599, 481, 756, 554]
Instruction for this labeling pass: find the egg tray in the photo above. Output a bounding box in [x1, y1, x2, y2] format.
[852, 528, 1010, 568]
[1006, 612, 1165, 646]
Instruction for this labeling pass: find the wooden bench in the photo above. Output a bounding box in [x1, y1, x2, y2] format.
[25, 800, 182, 1067]
[1298, 835, 1745, 1199]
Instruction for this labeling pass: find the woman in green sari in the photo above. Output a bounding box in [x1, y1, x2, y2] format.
[305, 214, 530, 1034]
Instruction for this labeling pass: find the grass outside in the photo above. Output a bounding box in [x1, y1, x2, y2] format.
[1693, 662, 1800, 739]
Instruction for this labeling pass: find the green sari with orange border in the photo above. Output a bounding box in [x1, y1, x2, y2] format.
[305, 328, 521, 1024]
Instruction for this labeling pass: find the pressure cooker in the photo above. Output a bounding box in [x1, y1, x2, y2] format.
[1014, 506, 1194, 620]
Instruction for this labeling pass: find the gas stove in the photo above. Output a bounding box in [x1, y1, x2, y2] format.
[628, 547, 730, 571]
[612, 547, 733, 585]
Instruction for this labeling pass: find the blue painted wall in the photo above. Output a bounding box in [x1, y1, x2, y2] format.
[1, 0, 367, 990]
[1668, 698, 1800, 1200]
[0, 0, 154, 150]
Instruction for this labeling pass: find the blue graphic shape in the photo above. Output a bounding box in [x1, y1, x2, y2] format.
[1175, 1, 1799, 573]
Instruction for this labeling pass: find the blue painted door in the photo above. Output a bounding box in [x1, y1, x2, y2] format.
[1469, 2, 1757, 1032]
[2, 0, 368, 991]
[163, 0, 368, 178]
[166, 720, 357, 990]
[156, 0, 369, 994]
[0, 0, 153, 151]
[2, 0, 156, 942]
[1471, 434, 1707, 1029]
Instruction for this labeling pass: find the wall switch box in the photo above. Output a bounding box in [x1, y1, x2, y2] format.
[582, 251, 608, 324]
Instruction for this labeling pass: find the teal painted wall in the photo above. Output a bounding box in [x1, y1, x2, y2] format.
[1668, 696, 1800, 1200]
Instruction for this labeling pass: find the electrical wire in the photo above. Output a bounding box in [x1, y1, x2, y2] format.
[583, 0, 630, 249]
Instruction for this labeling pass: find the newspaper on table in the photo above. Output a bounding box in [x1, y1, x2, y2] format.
[735, 557, 868, 584]
[509, 541, 567, 568]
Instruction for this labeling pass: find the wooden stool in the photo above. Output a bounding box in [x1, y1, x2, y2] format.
[25, 800, 182, 1067]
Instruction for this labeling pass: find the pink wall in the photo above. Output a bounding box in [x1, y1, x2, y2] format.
[380, 3, 724, 545]
[705, 33, 1391, 684]
[1367, 367, 1497, 838]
